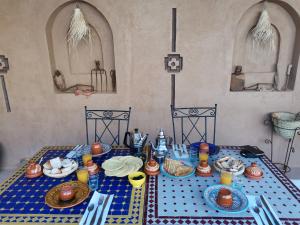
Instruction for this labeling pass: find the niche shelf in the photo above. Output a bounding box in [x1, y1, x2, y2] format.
[230, 0, 300, 92]
[46, 1, 116, 94]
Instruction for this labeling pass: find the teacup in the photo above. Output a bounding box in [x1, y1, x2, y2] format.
[59, 184, 75, 201]
[217, 188, 233, 207]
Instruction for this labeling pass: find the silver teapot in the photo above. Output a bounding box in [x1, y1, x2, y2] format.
[150, 128, 173, 163]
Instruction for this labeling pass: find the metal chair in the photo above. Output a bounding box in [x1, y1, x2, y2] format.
[170, 104, 217, 145]
[85, 106, 131, 145]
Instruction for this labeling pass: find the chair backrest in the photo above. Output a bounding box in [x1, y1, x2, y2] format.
[170, 104, 217, 145]
[85, 106, 131, 145]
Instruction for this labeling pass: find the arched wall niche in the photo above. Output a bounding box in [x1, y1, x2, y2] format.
[231, 0, 300, 91]
[46, 0, 116, 93]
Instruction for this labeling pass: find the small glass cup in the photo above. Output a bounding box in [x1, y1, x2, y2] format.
[88, 173, 99, 191]
[189, 146, 198, 162]
[199, 152, 209, 162]
[82, 154, 92, 166]
[76, 168, 89, 184]
[220, 170, 233, 185]
[232, 175, 243, 190]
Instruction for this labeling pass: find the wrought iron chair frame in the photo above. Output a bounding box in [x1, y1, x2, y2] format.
[85, 106, 131, 145]
[170, 104, 217, 145]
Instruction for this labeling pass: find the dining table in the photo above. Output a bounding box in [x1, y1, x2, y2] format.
[0, 145, 299, 225]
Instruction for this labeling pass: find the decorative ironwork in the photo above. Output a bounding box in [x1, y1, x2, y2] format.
[170, 104, 217, 145]
[85, 106, 131, 145]
[164, 54, 183, 73]
[264, 116, 300, 173]
[0, 55, 9, 73]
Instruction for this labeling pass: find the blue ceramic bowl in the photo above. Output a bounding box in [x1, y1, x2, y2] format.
[190, 142, 220, 155]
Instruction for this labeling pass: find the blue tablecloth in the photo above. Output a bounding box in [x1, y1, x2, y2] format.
[0, 146, 145, 225]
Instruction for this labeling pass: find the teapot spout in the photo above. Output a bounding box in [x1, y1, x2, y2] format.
[149, 141, 156, 152]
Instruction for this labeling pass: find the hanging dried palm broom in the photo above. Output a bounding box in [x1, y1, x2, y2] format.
[67, 5, 91, 50]
[250, 9, 275, 52]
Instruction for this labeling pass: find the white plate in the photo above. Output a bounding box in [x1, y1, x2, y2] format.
[43, 160, 78, 178]
[213, 157, 245, 176]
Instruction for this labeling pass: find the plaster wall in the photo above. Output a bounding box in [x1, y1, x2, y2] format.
[0, 0, 299, 170]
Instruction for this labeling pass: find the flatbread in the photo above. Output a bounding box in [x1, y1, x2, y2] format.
[102, 159, 124, 171]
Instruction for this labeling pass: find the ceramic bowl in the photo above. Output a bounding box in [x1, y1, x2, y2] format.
[217, 188, 233, 207]
[144, 159, 160, 176]
[59, 184, 75, 201]
[128, 171, 146, 188]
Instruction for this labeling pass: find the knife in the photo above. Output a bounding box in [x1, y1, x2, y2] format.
[260, 195, 281, 225]
[96, 195, 111, 225]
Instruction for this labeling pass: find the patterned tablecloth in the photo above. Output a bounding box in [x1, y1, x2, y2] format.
[144, 146, 300, 225]
[0, 146, 299, 225]
[0, 146, 145, 225]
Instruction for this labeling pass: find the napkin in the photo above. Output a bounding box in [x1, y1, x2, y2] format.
[66, 145, 90, 158]
[247, 195, 282, 225]
[79, 191, 114, 225]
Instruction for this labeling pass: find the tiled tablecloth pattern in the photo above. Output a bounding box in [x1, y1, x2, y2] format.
[144, 147, 300, 225]
[0, 146, 145, 225]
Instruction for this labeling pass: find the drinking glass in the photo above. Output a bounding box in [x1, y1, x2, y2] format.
[88, 174, 99, 191]
[189, 145, 198, 162]
[82, 154, 92, 166]
[76, 168, 89, 184]
[220, 170, 233, 185]
[232, 175, 243, 190]
[199, 152, 209, 162]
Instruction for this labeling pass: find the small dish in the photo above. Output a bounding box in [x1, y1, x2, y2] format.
[160, 160, 195, 179]
[25, 162, 43, 178]
[214, 156, 245, 176]
[45, 181, 90, 209]
[91, 143, 112, 157]
[128, 171, 146, 188]
[203, 184, 248, 213]
[43, 158, 78, 178]
[144, 159, 160, 176]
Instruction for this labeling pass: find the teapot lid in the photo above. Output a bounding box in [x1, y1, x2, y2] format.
[159, 128, 165, 138]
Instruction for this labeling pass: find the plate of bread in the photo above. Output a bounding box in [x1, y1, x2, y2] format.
[161, 158, 195, 178]
[43, 157, 78, 178]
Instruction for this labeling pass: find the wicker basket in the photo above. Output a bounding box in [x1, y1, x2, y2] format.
[271, 112, 300, 139]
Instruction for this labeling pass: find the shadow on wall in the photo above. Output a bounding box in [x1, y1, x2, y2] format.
[0, 142, 5, 171]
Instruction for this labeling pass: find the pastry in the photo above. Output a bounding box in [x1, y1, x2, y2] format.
[163, 158, 193, 177]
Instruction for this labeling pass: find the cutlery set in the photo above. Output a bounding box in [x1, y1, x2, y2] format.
[252, 195, 281, 225]
[82, 195, 110, 225]
[172, 144, 189, 159]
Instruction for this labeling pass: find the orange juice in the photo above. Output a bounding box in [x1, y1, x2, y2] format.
[82, 154, 92, 166]
[76, 169, 89, 184]
[199, 152, 209, 162]
[220, 171, 232, 185]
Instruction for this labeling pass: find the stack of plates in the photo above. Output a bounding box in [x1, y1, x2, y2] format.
[102, 156, 143, 177]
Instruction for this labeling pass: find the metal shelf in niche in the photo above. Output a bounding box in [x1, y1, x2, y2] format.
[264, 118, 300, 173]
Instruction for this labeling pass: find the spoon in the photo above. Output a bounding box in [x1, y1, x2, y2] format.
[83, 203, 94, 225]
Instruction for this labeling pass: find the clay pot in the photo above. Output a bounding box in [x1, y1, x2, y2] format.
[217, 188, 233, 207]
[86, 160, 100, 175]
[196, 160, 212, 177]
[91, 143, 103, 155]
[199, 143, 209, 153]
[59, 184, 75, 201]
[144, 159, 160, 176]
[26, 162, 42, 176]
[244, 162, 263, 179]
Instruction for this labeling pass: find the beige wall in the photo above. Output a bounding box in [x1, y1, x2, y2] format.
[0, 0, 299, 170]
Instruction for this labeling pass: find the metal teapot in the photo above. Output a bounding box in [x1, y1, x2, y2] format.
[150, 128, 173, 163]
[124, 128, 148, 160]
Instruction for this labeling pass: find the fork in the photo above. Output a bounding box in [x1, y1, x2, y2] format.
[89, 195, 105, 225]
[256, 198, 273, 225]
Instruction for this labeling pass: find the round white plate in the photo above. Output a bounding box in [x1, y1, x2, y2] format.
[43, 160, 78, 178]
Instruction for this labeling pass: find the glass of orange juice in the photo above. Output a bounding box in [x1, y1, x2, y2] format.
[76, 168, 89, 184]
[220, 170, 233, 185]
[199, 152, 209, 162]
[82, 154, 92, 166]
